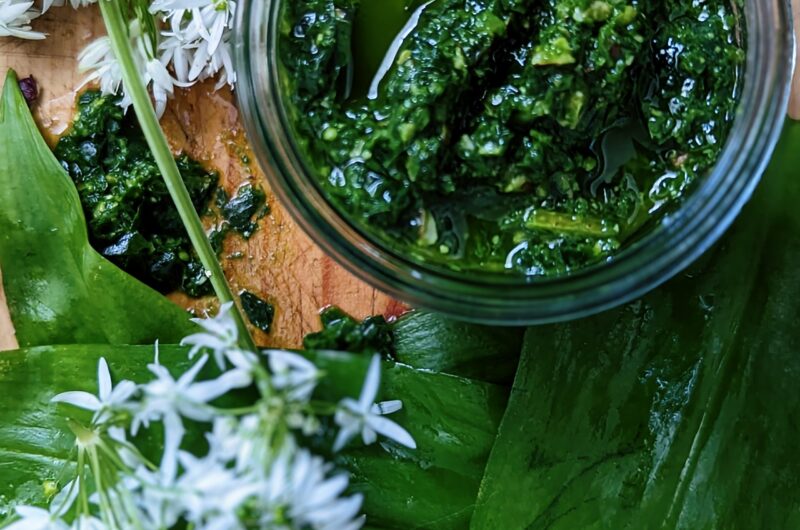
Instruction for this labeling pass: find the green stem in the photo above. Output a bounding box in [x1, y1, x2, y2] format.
[88, 448, 119, 530]
[98, 0, 256, 352]
[77, 449, 90, 516]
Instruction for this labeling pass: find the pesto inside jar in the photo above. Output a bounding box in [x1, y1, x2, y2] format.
[279, 0, 744, 276]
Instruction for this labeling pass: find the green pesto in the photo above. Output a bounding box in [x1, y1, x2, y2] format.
[303, 306, 392, 355]
[220, 184, 269, 239]
[281, 0, 744, 276]
[55, 91, 218, 296]
[240, 291, 276, 333]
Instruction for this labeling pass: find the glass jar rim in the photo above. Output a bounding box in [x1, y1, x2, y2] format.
[234, 0, 795, 325]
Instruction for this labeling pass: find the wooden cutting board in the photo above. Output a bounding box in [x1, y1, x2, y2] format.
[0, 7, 403, 351]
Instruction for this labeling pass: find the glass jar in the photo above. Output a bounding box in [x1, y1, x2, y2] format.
[234, 0, 794, 325]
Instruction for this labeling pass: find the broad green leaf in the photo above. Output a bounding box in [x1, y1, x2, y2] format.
[305, 350, 509, 529]
[392, 311, 523, 383]
[470, 122, 800, 529]
[303, 309, 516, 527]
[0, 70, 194, 347]
[303, 307, 523, 384]
[0, 345, 507, 530]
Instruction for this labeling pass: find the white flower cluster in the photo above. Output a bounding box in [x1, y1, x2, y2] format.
[0, 0, 235, 117]
[0, 0, 100, 41]
[77, 18, 190, 118]
[4, 302, 415, 530]
[153, 0, 236, 89]
[0, 0, 45, 39]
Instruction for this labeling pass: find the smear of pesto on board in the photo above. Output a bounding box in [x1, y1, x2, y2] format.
[219, 184, 269, 239]
[240, 290, 275, 333]
[55, 91, 218, 296]
[281, 0, 744, 275]
[55, 92, 269, 297]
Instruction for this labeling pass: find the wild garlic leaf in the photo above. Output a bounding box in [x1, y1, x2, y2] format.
[392, 311, 524, 384]
[305, 349, 509, 529]
[304, 307, 523, 384]
[470, 124, 800, 529]
[0, 70, 194, 347]
[303, 308, 517, 528]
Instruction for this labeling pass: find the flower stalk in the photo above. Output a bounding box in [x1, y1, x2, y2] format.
[98, 0, 256, 353]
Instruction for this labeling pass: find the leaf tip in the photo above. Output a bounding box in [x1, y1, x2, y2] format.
[1, 69, 23, 119]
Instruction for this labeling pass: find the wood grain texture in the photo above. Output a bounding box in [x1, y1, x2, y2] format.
[0, 6, 403, 351]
